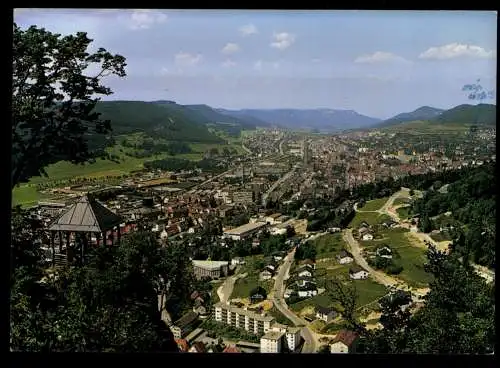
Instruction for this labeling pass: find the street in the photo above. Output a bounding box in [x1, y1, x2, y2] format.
[271, 249, 317, 353]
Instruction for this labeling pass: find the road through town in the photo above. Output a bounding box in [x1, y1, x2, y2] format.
[271, 249, 317, 353]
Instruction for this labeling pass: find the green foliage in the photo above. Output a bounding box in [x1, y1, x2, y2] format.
[10, 211, 194, 352]
[294, 242, 317, 261]
[412, 162, 496, 267]
[201, 320, 260, 342]
[143, 157, 226, 173]
[433, 104, 496, 126]
[359, 247, 495, 354]
[12, 24, 126, 188]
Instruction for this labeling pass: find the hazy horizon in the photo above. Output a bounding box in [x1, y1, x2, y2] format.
[14, 9, 497, 120]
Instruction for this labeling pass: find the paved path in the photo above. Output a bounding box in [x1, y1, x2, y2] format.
[271, 250, 317, 353]
[217, 271, 246, 304]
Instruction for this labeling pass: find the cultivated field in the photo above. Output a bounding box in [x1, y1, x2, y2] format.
[359, 197, 389, 212]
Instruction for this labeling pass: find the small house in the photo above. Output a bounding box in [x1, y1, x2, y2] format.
[315, 306, 338, 323]
[231, 257, 246, 266]
[175, 338, 190, 352]
[330, 330, 359, 354]
[376, 246, 393, 259]
[298, 284, 318, 298]
[189, 341, 207, 353]
[336, 250, 354, 265]
[297, 269, 313, 278]
[361, 233, 374, 241]
[299, 259, 316, 269]
[260, 268, 274, 280]
[349, 266, 369, 280]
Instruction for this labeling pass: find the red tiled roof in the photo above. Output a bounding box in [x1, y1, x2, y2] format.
[223, 345, 241, 353]
[175, 338, 189, 352]
[332, 330, 358, 347]
[190, 341, 206, 353]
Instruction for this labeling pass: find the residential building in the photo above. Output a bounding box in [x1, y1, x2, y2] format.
[284, 327, 301, 351]
[189, 341, 207, 353]
[336, 250, 354, 264]
[223, 345, 242, 353]
[223, 222, 267, 241]
[362, 233, 374, 241]
[260, 330, 285, 353]
[231, 257, 246, 266]
[175, 338, 190, 352]
[316, 306, 338, 323]
[170, 311, 199, 339]
[214, 302, 275, 335]
[349, 266, 369, 280]
[232, 191, 254, 205]
[330, 330, 359, 354]
[192, 260, 229, 280]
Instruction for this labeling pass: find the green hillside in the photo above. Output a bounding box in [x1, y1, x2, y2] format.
[431, 104, 496, 126]
[93, 100, 224, 144]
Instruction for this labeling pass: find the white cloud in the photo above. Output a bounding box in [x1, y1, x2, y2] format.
[239, 23, 258, 36]
[270, 32, 295, 50]
[129, 9, 167, 30]
[222, 42, 240, 54]
[272, 62, 280, 69]
[174, 52, 202, 67]
[419, 43, 496, 60]
[354, 51, 410, 64]
[222, 59, 236, 68]
[254, 60, 263, 71]
[311, 58, 321, 63]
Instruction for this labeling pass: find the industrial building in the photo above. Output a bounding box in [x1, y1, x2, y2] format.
[223, 222, 267, 241]
[192, 260, 229, 280]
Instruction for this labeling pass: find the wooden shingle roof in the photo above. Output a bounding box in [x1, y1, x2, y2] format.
[48, 195, 122, 233]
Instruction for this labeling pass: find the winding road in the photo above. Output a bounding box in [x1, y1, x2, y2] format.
[271, 249, 317, 353]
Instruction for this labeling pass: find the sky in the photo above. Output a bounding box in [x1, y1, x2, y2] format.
[14, 9, 497, 119]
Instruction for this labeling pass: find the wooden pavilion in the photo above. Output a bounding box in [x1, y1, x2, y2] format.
[48, 194, 123, 266]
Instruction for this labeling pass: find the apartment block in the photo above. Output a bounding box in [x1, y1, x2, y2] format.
[214, 302, 274, 335]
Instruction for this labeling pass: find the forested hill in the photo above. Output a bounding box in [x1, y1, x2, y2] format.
[374, 103, 496, 130]
[411, 161, 496, 268]
[375, 106, 444, 128]
[432, 103, 496, 126]
[92, 101, 224, 143]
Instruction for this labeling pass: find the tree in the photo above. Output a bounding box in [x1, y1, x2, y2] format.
[10, 221, 180, 352]
[325, 277, 365, 334]
[359, 246, 495, 354]
[12, 24, 127, 188]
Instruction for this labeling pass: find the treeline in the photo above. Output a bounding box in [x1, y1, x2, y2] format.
[143, 157, 227, 173]
[411, 162, 495, 268]
[122, 139, 193, 157]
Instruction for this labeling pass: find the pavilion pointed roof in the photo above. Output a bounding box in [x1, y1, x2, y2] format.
[48, 195, 122, 233]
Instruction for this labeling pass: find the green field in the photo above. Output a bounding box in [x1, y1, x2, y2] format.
[231, 255, 272, 300]
[361, 228, 433, 287]
[349, 211, 391, 228]
[289, 260, 387, 316]
[12, 134, 248, 207]
[312, 233, 347, 259]
[396, 206, 411, 219]
[394, 197, 411, 206]
[359, 197, 389, 212]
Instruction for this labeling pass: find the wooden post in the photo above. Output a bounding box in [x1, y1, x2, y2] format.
[58, 230, 63, 252]
[51, 232, 55, 267]
[66, 232, 71, 264]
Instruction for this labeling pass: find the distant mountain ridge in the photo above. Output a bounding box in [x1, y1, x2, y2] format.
[215, 108, 381, 132]
[376, 106, 444, 128]
[433, 104, 496, 125]
[375, 103, 496, 129]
